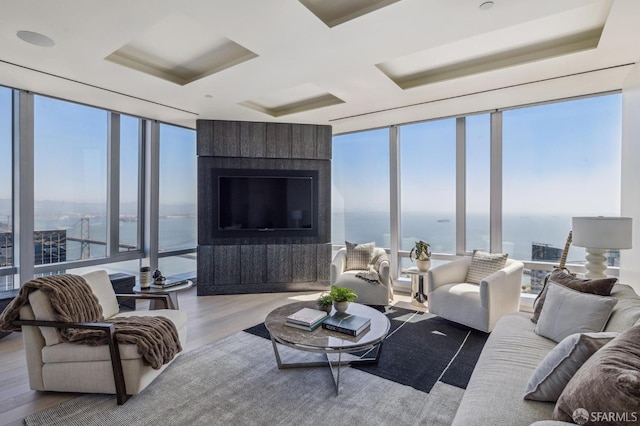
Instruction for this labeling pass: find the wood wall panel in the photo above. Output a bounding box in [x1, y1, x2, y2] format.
[267, 245, 292, 283]
[197, 119, 332, 295]
[241, 245, 266, 284]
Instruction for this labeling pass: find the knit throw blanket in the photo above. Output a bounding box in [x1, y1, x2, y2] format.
[356, 252, 389, 284]
[0, 274, 181, 370]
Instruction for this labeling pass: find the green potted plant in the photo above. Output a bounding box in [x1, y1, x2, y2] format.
[316, 294, 333, 314]
[329, 285, 358, 313]
[410, 240, 432, 272]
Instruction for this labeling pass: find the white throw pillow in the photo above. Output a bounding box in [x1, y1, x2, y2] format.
[535, 281, 618, 343]
[523, 331, 618, 401]
[465, 250, 508, 284]
[345, 241, 375, 271]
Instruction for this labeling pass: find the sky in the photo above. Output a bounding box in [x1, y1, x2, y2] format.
[332, 93, 622, 217]
[0, 89, 196, 214]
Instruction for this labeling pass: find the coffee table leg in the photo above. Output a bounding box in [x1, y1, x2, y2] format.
[269, 338, 385, 396]
[326, 351, 342, 395]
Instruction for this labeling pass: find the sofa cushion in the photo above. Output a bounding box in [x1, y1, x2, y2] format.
[81, 270, 119, 319]
[554, 325, 640, 423]
[465, 250, 508, 284]
[605, 284, 640, 333]
[27, 290, 63, 346]
[452, 312, 557, 426]
[535, 282, 617, 343]
[524, 332, 619, 401]
[344, 241, 374, 271]
[532, 270, 616, 323]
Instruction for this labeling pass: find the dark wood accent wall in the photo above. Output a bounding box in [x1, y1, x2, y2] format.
[197, 120, 331, 295]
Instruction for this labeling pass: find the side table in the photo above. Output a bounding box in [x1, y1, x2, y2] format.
[404, 267, 428, 307]
[133, 280, 193, 310]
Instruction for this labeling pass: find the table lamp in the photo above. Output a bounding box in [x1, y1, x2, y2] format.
[571, 216, 632, 280]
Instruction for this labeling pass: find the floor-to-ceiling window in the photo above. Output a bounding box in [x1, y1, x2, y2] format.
[502, 94, 622, 293]
[0, 87, 13, 289]
[332, 128, 390, 248]
[331, 92, 622, 294]
[399, 118, 456, 270]
[1, 87, 197, 287]
[34, 96, 108, 263]
[158, 123, 197, 277]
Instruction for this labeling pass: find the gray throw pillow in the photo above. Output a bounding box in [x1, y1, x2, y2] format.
[345, 241, 374, 271]
[465, 250, 508, 284]
[554, 325, 640, 423]
[535, 281, 618, 343]
[524, 332, 618, 402]
[531, 270, 617, 323]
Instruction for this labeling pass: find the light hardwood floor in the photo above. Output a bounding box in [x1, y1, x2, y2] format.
[0, 287, 419, 425]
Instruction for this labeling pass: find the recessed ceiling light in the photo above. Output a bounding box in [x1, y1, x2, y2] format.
[16, 30, 55, 47]
[479, 1, 494, 10]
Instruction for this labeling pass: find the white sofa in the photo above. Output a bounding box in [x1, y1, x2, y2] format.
[16, 270, 187, 404]
[428, 256, 524, 332]
[330, 247, 391, 305]
[452, 283, 640, 425]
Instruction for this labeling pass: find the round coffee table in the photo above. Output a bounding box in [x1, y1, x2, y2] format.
[265, 301, 390, 395]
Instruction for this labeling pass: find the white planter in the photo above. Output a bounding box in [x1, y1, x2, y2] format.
[333, 301, 349, 313]
[416, 259, 431, 272]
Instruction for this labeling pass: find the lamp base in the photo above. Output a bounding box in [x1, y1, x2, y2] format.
[584, 248, 608, 280]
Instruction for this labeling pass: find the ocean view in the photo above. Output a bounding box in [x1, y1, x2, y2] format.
[332, 212, 588, 264]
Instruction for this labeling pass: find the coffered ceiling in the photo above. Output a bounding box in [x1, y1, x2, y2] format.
[1, 0, 638, 134]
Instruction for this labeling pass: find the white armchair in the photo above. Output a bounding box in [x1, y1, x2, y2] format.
[330, 247, 392, 306]
[427, 257, 524, 332]
[11, 270, 187, 404]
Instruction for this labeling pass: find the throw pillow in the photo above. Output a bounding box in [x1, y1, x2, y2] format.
[345, 241, 375, 271]
[524, 331, 619, 401]
[535, 281, 618, 343]
[554, 325, 640, 423]
[465, 250, 508, 284]
[531, 270, 617, 323]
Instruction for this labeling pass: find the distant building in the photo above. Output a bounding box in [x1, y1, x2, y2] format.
[0, 230, 67, 267]
[530, 243, 564, 294]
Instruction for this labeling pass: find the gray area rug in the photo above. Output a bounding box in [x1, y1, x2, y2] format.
[24, 332, 464, 426]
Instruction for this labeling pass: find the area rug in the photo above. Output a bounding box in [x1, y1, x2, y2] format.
[245, 306, 489, 393]
[24, 309, 487, 426]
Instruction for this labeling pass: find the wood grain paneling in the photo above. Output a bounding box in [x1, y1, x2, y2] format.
[267, 245, 292, 283]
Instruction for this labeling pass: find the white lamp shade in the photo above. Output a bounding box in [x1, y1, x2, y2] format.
[572, 217, 633, 249]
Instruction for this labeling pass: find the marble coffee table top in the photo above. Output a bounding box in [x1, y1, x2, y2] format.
[265, 301, 390, 352]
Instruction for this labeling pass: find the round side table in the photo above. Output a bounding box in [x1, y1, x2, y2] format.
[404, 267, 428, 307]
[133, 280, 193, 310]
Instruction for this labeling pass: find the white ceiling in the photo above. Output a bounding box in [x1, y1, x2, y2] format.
[1, 0, 639, 134]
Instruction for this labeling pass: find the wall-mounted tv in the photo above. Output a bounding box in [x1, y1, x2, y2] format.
[212, 168, 319, 238]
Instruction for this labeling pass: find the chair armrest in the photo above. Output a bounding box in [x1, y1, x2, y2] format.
[378, 259, 390, 287]
[330, 248, 347, 285]
[115, 293, 170, 309]
[427, 257, 471, 293]
[480, 260, 524, 311]
[11, 318, 129, 404]
[12, 318, 115, 332]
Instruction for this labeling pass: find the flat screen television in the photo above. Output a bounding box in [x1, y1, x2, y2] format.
[212, 168, 318, 238]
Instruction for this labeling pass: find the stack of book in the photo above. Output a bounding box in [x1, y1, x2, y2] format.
[322, 312, 371, 336]
[150, 279, 190, 289]
[285, 308, 329, 331]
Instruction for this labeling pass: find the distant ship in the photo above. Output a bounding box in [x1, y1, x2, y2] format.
[437, 219, 450, 223]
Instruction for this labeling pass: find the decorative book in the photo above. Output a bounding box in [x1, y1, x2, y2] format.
[286, 308, 329, 326]
[322, 313, 371, 336]
[150, 279, 189, 289]
[284, 317, 325, 331]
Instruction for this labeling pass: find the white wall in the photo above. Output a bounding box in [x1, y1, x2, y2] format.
[620, 62, 640, 292]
